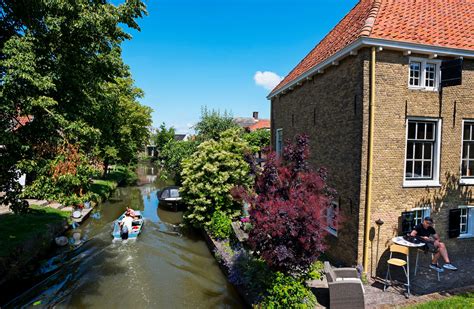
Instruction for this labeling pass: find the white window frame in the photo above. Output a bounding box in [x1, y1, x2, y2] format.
[275, 128, 283, 156]
[326, 201, 338, 237]
[403, 118, 442, 187]
[408, 57, 441, 91]
[458, 205, 474, 239]
[412, 207, 431, 226]
[460, 120, 474, 185]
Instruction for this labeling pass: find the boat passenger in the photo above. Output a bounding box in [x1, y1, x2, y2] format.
[126, 207, 137, 217]
[119, 213, 134, 240]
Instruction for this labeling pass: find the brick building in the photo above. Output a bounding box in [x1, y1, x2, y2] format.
[268, 0, 474, 276]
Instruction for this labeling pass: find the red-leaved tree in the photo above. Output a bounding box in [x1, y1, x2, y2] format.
[241, 134, 337, 274]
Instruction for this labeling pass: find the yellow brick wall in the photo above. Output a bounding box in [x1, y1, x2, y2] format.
[271, 52, 365, 266]
[271, 47, 474, 273]
[363, 50, 474, 276]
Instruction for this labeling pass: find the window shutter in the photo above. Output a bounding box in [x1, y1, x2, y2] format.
[448, 209, 461, 238]
[401, 211, 415, 235]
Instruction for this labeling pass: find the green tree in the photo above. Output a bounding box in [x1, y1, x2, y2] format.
[181, 128, 252, 228]
[243, 129, 271, 151]
[158, 139, 198, 184]
[0, 0, 149, 212]
[153, 123, 176, 153]
[93, 77, 152, 175]
[194, 107, 238, 142]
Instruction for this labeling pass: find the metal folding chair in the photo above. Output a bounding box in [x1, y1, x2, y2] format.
[384, 244, 411, 295]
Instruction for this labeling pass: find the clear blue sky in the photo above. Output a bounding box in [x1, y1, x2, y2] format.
[121, 0, 359, 133]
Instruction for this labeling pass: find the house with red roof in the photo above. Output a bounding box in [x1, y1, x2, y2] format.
[269, 0, 473, 276]
[234, 112, 270, 132]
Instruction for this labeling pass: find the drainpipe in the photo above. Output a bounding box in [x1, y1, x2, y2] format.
[363, 47, 376, 273]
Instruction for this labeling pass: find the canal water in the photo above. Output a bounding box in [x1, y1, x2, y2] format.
[4, 164, 243, 308]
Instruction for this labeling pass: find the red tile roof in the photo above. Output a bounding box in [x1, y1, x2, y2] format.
[272, 0, 474, 94]
[371, 0, 474, 49]
[248, 119, 270, 131]
[12, 115, 33, 131]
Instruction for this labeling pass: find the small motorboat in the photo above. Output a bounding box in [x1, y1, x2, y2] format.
[112, 210, 144, 241]
[157, 186, 184, 211]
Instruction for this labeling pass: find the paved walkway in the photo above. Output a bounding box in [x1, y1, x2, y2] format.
[312, 254, 474, 308]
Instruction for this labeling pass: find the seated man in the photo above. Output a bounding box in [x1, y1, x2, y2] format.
[410, 217, 457, 272]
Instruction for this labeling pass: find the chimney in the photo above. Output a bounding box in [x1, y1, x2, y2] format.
[252, 111, 259, 120]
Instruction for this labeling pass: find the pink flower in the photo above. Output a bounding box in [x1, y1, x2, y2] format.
[240, 217, 250, 223]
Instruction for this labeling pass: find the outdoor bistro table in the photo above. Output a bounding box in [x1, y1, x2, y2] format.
[391, 236, 425, 295]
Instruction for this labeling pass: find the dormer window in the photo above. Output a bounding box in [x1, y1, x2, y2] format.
[408, 58, 441, 91]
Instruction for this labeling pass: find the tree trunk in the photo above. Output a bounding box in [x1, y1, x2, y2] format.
[103, 158, 109, 178]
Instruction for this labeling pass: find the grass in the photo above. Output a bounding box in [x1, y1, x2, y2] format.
[90, 179, 117, 200]
[89, 165, 137, 200]
[0, 206, 70, 257]
[406, 292, 474, 309]
[104, 166, 137, 185]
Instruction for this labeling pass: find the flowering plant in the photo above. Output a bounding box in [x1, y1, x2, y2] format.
[236, 134, 338, 274]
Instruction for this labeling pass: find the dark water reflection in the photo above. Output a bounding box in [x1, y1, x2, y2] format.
[4, 164, 242, 308]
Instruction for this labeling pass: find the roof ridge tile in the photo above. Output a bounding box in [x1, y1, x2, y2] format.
[360, 0, 382, 37]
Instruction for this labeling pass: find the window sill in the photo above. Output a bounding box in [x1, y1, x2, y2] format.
[460, 178, 474, 186]
[458, 234, 474, 239]
[403, 180, 441, 188]
[326, 227, 338, 237]
[408, 86, 439, 92]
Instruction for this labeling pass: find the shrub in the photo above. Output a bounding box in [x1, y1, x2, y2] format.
[208, 211, 232, 239]
[227, 249, 274, 301]
[159, 140, 198, 184]
[245, 134, 338, 274]
[243, 128, 270, 151]
[260, 272, 317, 308]
[20, 144, 100, 205]
[305, 260, 325, 281]
[181, 128, 253, 228]
[106, 165, 138, 185]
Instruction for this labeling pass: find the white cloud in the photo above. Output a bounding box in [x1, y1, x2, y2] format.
[254, 71, 283, 90]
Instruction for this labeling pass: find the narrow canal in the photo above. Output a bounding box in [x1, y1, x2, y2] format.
[5, 164, 243, 308]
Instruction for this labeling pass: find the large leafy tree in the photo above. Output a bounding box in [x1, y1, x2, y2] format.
[158, 139, 198, 184]
[93, 77, 152, 174]
[0, 0, 150, 212]
[153, 123, 176, 153]
[194, 106, 238, 142]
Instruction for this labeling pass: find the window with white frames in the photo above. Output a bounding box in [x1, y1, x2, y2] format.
[460, 207, 468, 234]
[404, 119, 441, 187]
[408, 58, 441, 91]
[461, 121, 474, 184]
[400, 207, 430, 235]
[459, 206, 474, 238]
[276, 128, 283, 156]
[409, 61, 421, 86]
[413, 207, 431, 226]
